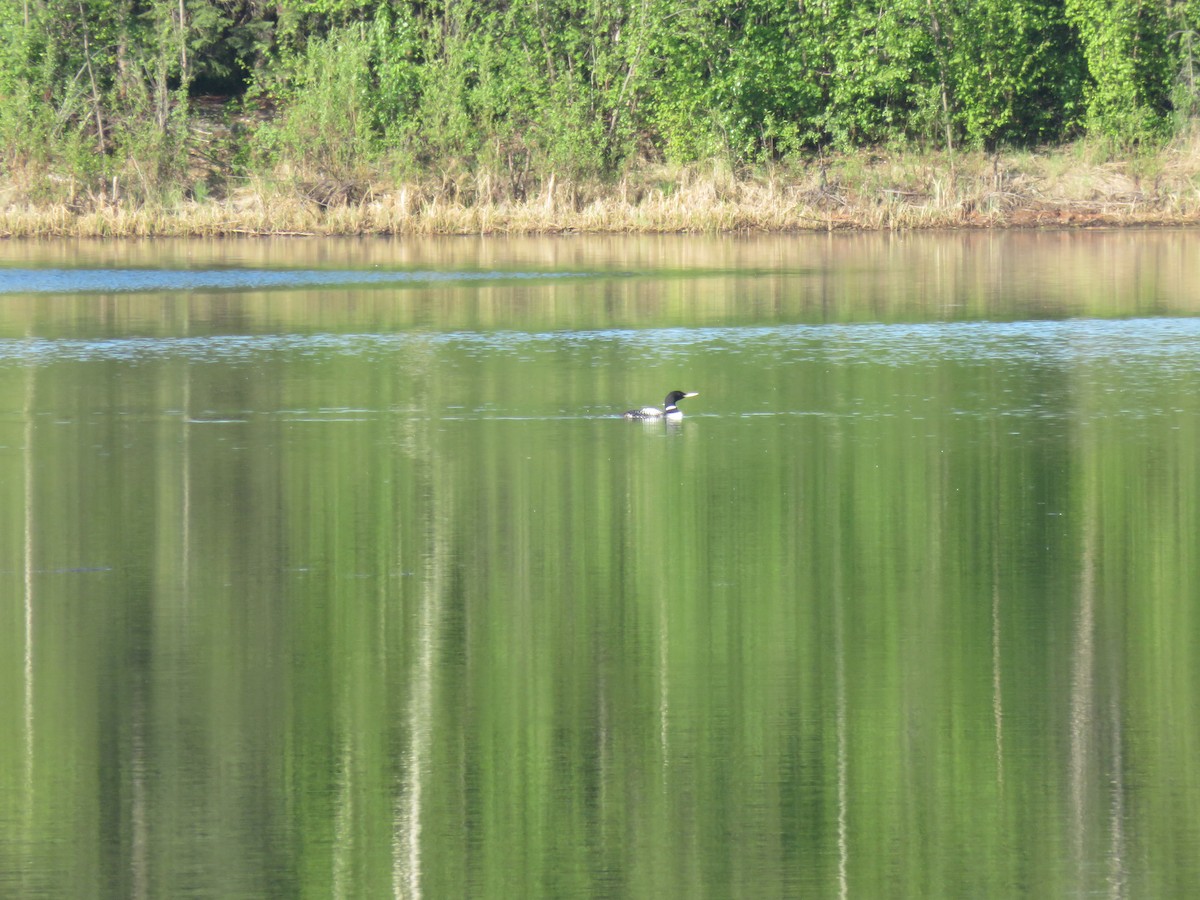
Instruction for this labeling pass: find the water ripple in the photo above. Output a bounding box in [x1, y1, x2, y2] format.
[1, 318, 1199, 367]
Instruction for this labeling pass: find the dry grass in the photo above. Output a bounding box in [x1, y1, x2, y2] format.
[5, 139, 1200, 237]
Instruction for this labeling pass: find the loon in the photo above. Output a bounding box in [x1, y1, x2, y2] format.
[623, 390, 699, 420]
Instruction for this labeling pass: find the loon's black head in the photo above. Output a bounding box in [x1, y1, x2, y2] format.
[664, 390, 699, 411]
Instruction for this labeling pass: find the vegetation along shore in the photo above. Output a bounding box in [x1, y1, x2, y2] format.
[3, 0, 1200, 236]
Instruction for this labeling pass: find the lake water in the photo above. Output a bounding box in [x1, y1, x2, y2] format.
[2, 231, 1200, 898]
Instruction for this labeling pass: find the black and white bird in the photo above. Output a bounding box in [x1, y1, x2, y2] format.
[623, 390, 699, 420]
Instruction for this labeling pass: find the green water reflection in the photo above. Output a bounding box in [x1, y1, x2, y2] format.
[2, 233, 1200, 898]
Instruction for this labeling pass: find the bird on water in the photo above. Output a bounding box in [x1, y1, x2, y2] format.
[623, 390, 699, 420]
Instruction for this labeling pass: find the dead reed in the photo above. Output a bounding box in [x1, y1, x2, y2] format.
[4, 139, 1200, 238]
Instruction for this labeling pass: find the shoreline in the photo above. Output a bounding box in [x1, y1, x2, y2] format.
[4, 146, 1200, 238]
[4, 202, 1196, 239]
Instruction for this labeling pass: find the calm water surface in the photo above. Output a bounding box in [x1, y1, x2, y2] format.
[2, 232, 1200, 898]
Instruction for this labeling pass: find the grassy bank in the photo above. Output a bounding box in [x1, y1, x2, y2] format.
[5, 138, 1200, 237]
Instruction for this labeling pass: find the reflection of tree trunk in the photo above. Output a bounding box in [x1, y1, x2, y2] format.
[394, 422, 447, 900]
[131, 682, 149, 899]
[1069, 464, 1097, 881]
[333, 733, 355, 898]
[831, 441, 848, 900]
[182, 371, 191, 594]
[835, 572, 848, 900]
[659, 589, 670, 779]
[1106, 692, 1126, 898]
[23, 363, 35, 804]
[992, 526, 1004, 790]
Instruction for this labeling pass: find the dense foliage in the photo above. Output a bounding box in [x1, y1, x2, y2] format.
[1, 0, 1198, 196]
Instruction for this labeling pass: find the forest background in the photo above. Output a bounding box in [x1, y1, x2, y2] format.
[3, 0, 1200, 233]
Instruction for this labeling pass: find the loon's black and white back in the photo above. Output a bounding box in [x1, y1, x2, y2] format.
[623, 390, 699, 420]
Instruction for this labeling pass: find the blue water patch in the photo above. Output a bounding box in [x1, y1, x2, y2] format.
[0, 267, 592, 294]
